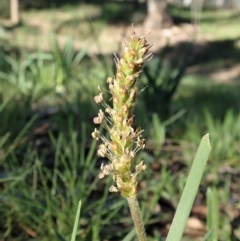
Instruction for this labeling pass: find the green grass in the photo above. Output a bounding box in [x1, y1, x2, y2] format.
[170, 5, 240, 40]
[1, 5, 240, 240]
[1, 49, 239, 240]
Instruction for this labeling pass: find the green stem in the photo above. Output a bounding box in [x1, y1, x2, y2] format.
[127, 197, 148, 241]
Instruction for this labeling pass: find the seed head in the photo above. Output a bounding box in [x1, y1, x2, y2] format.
[92, 29, 152, 198]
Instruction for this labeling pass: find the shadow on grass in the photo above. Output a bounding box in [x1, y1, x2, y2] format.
[189, 37, 240, 66]
[176, 83, 240, 119]
[169, 4, 240, 24]
[54, 1, 146, 35]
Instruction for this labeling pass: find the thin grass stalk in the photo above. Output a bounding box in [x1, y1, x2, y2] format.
[127, 198, 147, 241]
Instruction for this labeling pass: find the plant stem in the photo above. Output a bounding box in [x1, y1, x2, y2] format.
[127, 197, 148, 241]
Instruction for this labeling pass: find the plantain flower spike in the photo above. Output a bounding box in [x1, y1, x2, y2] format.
[92, 27, 152, 198]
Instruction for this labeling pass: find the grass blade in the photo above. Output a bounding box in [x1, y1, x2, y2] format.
[202, 229, 214, 241]
[71, 200, 82, 241]
[206, 188, 219, 241]
[166, 134, 211, 241]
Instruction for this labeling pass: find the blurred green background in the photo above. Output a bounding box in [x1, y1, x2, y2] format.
[0, 0, 240, 240]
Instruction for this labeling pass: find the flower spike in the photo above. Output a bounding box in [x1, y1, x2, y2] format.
[92, 29, 152, 198]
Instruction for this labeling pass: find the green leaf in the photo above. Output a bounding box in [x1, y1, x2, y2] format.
[202, 229, 214, 241]
[71, 200, 82, 241]
[166, 134, 211, 241]
[207, 188, 219, 241]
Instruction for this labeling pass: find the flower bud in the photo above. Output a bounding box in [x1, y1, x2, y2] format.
[109, 185, 119, 192]
[94, 92, 104, 104]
